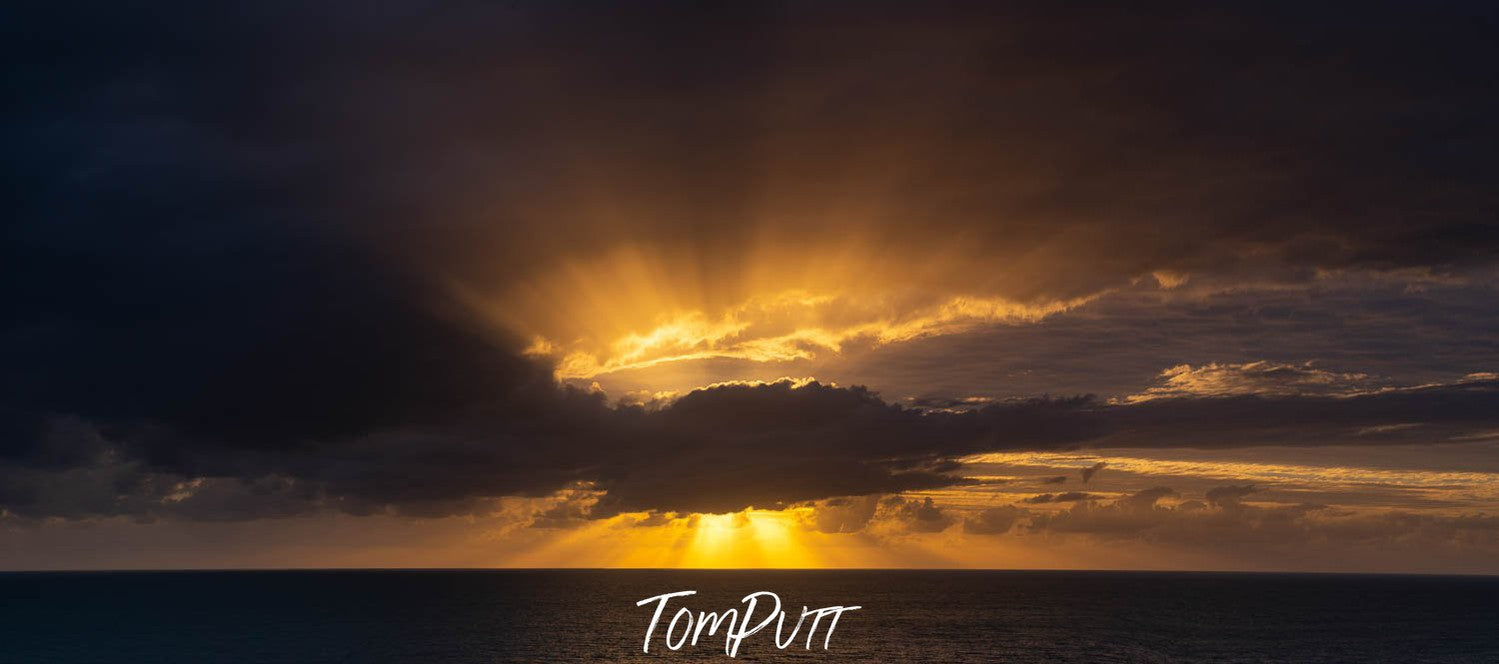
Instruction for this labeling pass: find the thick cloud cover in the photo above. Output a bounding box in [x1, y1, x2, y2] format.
[6, 373, 1499, 520]
[5, 2, 1499, 523]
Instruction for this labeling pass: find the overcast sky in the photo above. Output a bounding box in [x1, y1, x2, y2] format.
[4, 1, 1498, 572]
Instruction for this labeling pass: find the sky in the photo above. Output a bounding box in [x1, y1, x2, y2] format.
[3, 2, 1499, 573]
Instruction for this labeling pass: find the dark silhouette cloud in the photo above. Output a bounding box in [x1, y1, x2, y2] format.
[1206, 485, 1260, 509]
[6, 370, 1499, 521]
[1022, 492, 1100, 505]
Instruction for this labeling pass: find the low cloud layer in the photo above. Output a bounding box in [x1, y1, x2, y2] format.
[1018, 487, 1499, 554]
[802, 486, 1499, 561]
[6, 370, 1499, 522]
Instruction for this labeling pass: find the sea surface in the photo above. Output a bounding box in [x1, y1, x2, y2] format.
[1, 570, 1496, 663]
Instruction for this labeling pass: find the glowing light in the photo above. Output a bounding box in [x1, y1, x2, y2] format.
[525, 289, 1094, 379]
[457, 239, 1100, 385]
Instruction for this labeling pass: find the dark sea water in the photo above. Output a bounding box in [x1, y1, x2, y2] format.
[1, 570, 1496, 663]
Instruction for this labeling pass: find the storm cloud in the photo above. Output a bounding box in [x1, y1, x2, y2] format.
[5, 2, 1499, 527]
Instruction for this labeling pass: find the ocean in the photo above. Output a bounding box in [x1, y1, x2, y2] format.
[2, 570, 1495, 663]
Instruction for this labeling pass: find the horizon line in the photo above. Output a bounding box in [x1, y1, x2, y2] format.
[2, 566, 1495, 578]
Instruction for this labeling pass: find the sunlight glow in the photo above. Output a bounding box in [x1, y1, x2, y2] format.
[459, 241, 1098, 384]
[530, 289, 1093, 379]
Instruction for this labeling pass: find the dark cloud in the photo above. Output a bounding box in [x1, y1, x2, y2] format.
[964, 506, 1023, 535]
[1040, 476, 1068, 485]
[528, 493, 597, 530]
[1021, 492, 1100, 505]
[10, 2, 1498, 301]
[803, 496, 880, 534]
[1080, 462, 1107, 483]
[5, 2, 1499, 526]
[882, 496, 954, 534]
[1118, 487, 1180, 511]
[1097, 376, 1499, 447]
[7, 370, 1499, 522]
[627, 511, 679, 528]
[1206, 485, 1260, 509]
[850, 282, 1499, 405]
